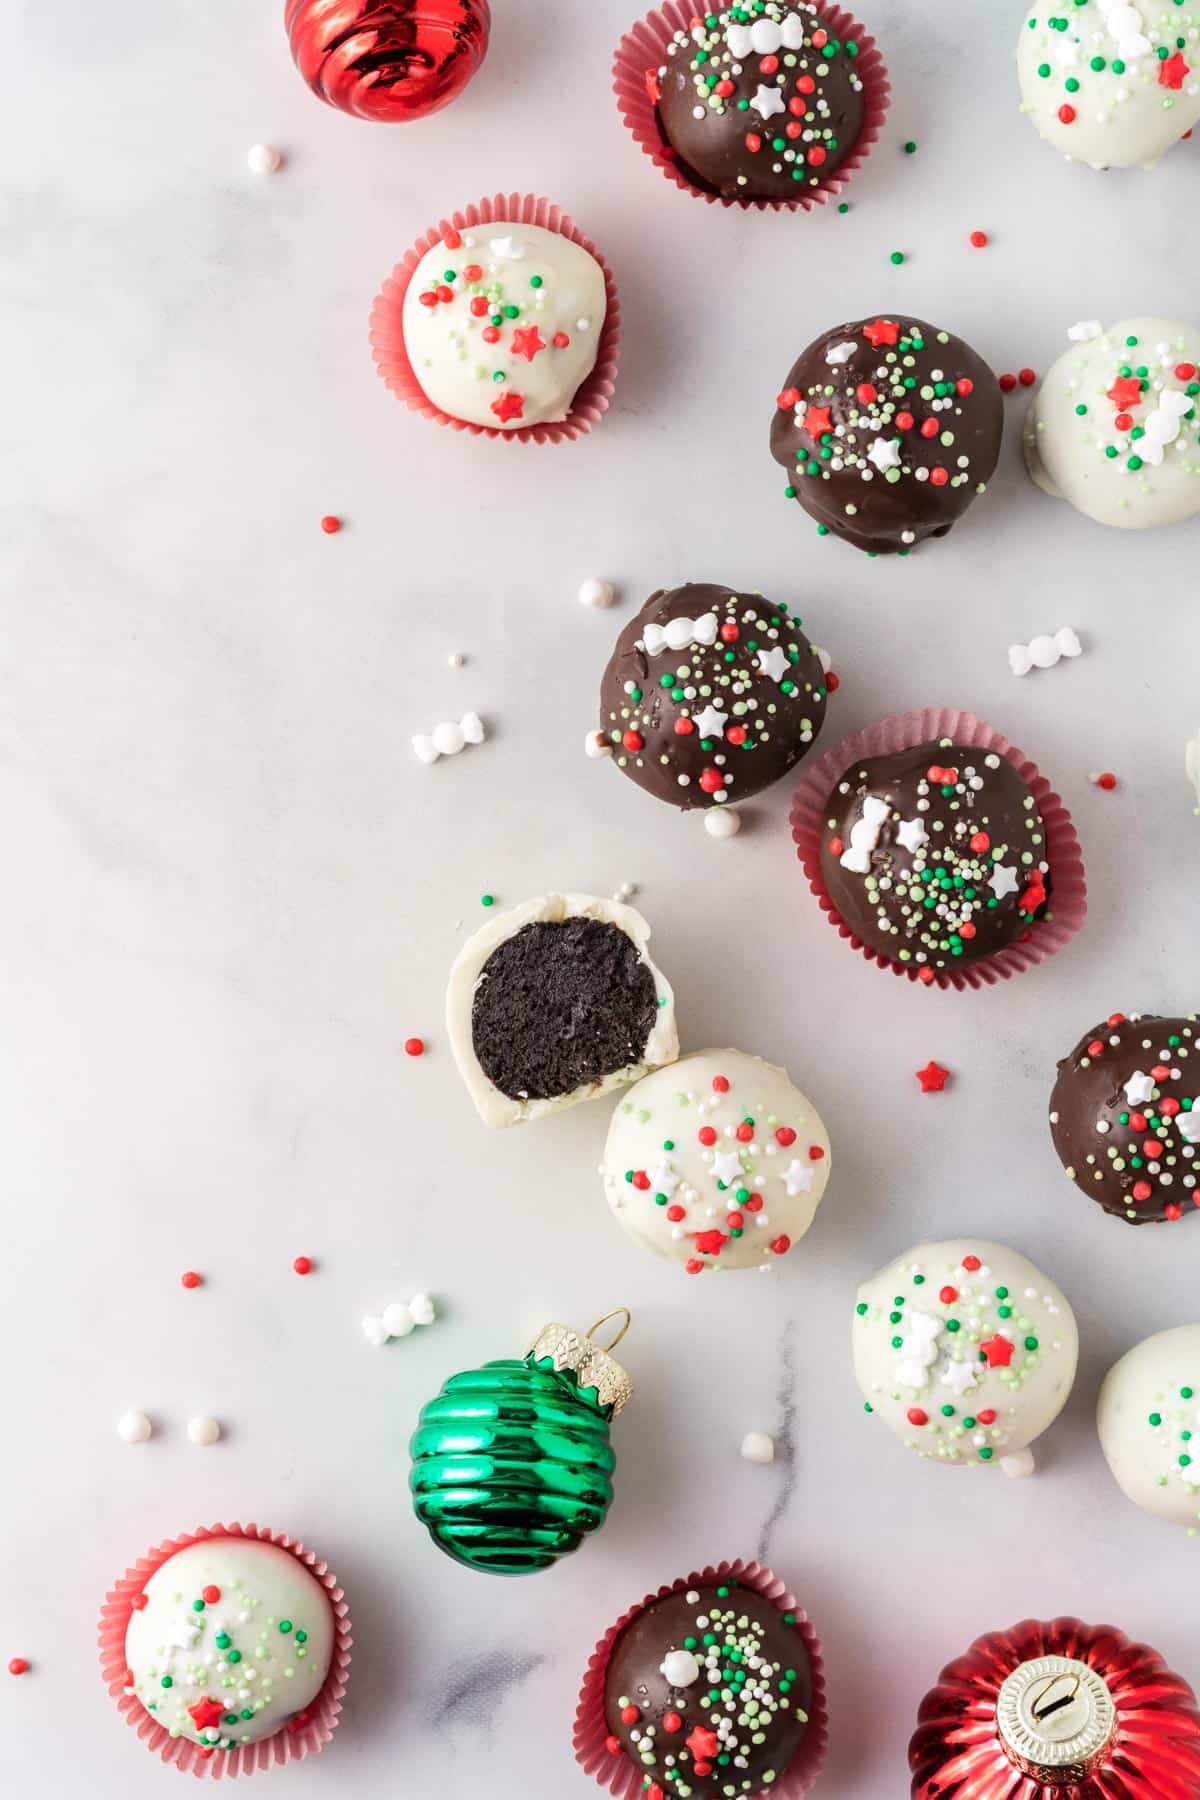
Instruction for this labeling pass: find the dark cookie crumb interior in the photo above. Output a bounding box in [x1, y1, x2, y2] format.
[471, 918, 657, 1101]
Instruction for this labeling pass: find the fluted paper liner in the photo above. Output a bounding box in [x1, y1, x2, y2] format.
[574, 1558, 828, 1798]
[369, 192, 620, 445]
[790, 706, 1087, 992]
[98, 1521, 351, 1779]
[613, 1, 890, 212]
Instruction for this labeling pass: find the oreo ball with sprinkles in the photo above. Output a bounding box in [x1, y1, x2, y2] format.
[602, 1048, 832, 1275]
[399, 221, 607, 429]
[818, 737, 1052, 976]
[1099, 1325, 1200, 1531]
[652, 2, 868, 200]
[853, 1239, 1079, 1476]
[597, 583, 831, 813]
[599, 1579, 816, 1796]
[1017, 0, 1200, 171]
[1049, 1013, 1200, 1224]
[1025, 317, 1200, 529]
[770, 316, 1003, 553]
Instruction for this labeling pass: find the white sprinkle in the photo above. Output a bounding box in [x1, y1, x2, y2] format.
[187, 1415, 221, 1447]
[117, 1410, 152, 1444]
[740, 1431, 776, 1464]
[578, 577, 616, 610]
[247, 144, 282, 175]
[705, 808, 742, 839]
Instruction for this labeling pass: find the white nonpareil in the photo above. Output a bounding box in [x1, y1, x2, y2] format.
[839, 794, 889, 873]
[412, 712, 486, 765]
[641, 613, 719, 656]
[661, 1648, 702, 1687]
[1008, 627, 1081, 677]
[740, 1430, 776, 1465]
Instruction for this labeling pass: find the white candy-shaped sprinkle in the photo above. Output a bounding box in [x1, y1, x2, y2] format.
[187, 1415, 221, 1447]
[1008, 627, 1081, 677]
[362, 1314, 389, 1348]
[365, 1295, 438, 1345]
[117, 1410, 152, 1444]
[740, 1430, 776, 1464]
[578, 577, 615, 610]
[409, 1292, 436, 1326]
[1067, 319, 1102, 343]
[412, 712, 486, 764]
[642, 613, 719, 656]
[382, 1301, 416, 1338]
[705, 808, 742, 840]
[247, 144, 282, 174]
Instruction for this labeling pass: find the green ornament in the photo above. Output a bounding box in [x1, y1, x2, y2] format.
[409, 1310, 633, 1576]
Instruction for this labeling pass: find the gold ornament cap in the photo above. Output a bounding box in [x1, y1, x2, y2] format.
[996, 1656, 1116, 1786]
[527, 1309, 634, 1418]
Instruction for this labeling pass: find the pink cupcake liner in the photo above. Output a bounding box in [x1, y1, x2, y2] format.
[613, 1, 890, 212]
[789, 706, 1087, 993]
[98, 1521, 352, 1780]
[574, 1558, 828, 1799]
[368, 192, 620, 445]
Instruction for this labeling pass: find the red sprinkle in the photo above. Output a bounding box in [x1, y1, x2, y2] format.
[907, 1408, 928, 1427]
[776, 386, 800, 410]
[720, 622, 740, 643]
[1087, 1040, 1104, 1058]
[712, 1075, 730, 1093]
[404, 1037, 425, 1057]
[621, 1704, 641, 1725]
[826, 671, 841, 692]
[663, 1712, 683, 1734]
[1019, 367, 1037, 387]
[552, 331, 570, 349]
[1132, 1181, 1153, 1202]
[699, 1126, 718, 1147]
[632, 1171, 651, 1191]
[977, 1409, 997, 1425]
[622, 730, 644, 753]
[442, 229, 462, 250]
[969, 230, 989, 248]
[699, 768, 724, 794]
[131, 1593, 148, 1612]
[181, 1270, 202, 1290]
[962, 1254, 981, 1272]
[939, 1286, 958, 1304]
[1092, 771, 1118, 791]
[998, 373, 1018, 393]
[605, 1737, 622, 1756]
[857, 383, 878, 404]
[685, 1258, 704, 1275]
[320, 515, 341, 534]
[293, 1256, 313, 1276]
[8, 1659, 28, 1676]
[770, 1235, 792, 1256]
[736, 1121, 755, 1142]
[1058, 103, 1076, 123]
[202, 1586, 221, 1605]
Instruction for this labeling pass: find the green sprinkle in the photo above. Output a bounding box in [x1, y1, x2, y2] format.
[890, 250, 905, 265]
[480, 893, 495, 907]
[904, 140, 917, 154]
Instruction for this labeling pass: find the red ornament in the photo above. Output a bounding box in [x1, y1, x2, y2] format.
[285, 0, 491, 124]
[909, 1617, 1200, 1798]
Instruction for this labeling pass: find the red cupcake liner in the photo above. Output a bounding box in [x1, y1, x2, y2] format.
[574, 1558, 829, 1799]
[613, 1, 890, 212]
[369, 192, 620, 445]
[789, 706, 1087, 993]
[98, 1521, 352, 1780]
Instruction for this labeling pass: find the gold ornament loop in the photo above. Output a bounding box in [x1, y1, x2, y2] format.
[528, 1315, 635, 1417]
[587, 1307, 632, 1352]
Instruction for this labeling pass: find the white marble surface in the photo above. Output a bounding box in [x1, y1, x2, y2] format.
[2, 2, 1200, 1795]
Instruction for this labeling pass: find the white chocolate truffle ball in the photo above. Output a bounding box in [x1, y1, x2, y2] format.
[1017, 5, 1200, 172]
[401, 223, 606, 430]
[602, 1049, 831, 1273]
[852, 1239, 1078, 1467]
[1025, 318, 1200, 529]
[124, 1537, 333, 1749]
[1098, 1324, 1200, 1531]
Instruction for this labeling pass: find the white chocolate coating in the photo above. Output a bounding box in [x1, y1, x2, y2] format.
[1098, 1323, 1200, 1529]
[446, 893, 677, 1128]
[602, 1049, 831, 1273]
[1025, 317, 1200, 528]
[124, 1538, 333, 1750]
[401, 223, 606, 429]
[1017, 2, 1200, 171]
[853, 1239, 1079, 1467]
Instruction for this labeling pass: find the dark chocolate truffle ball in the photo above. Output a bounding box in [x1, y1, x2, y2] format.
[818, 738, 1051, 974]
[603, 1581, 812, 1797]
[654, 3, 867, 201]
[599, 583, 829, 811]
[1049, 1014, 1200, 1225]
[770, 316, 1003, 553]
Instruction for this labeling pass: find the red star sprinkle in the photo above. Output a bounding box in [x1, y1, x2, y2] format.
[693, 1229, 727, 1256]
[188, 1697, 225, 1732]
[687, 1727, 720, 1762]
[863, 318, 900, 348]
[803, 403, 834, 438]
[1106, 374, 1143, 412]
[1159, 51, 1190, 90]
[980, 1334, 1015, 1369]
[510, 326, 546, 363]
[916, 1061, 950, 1093]
[491, 391, 525, 425]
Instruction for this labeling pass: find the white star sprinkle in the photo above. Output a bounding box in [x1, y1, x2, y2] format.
[895, 815, 928, 854]
[988, 864, 1019, 900]
[940, 1360, 979, 1397]
[1123, 1070, 1157, 1106]
[1176, 1111, 1200, 1146]
[826, 340, 857, 366]
[489, 234, 527, 261]
[756, 645, 791, 683]
[711, 1149, 745, 1186]
[780, 1158, 814, 1197]
[867, 436, 902, 473]
[750, 83, 786, 120]
[692, 704, 729, 740]
[649, 1162, 679, 1197]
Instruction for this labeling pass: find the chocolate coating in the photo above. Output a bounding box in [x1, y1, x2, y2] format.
[1049, 1014, 1200, 1226]
[770, 316, 1003, 553]
[603, 1582, 812, 1798]
[654, 2, 866, 201]
[599, 583, 829, 811]
[819, 739, 1051, 973]
[471, 919, 658, 1101]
